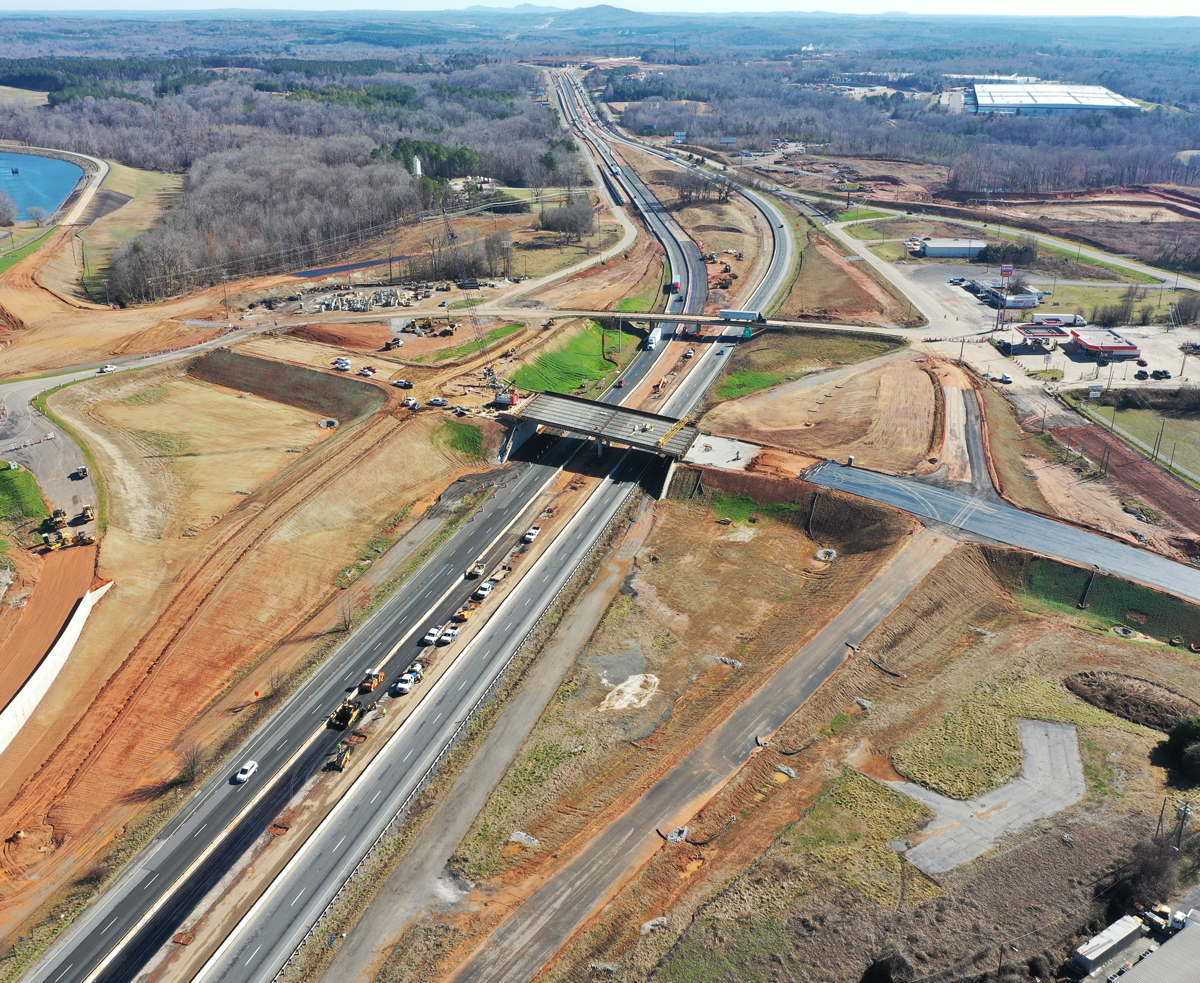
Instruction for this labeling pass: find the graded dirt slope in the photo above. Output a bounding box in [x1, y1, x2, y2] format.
[704, 353, 938, 474]
[291, 322, 392, 351]
[0, 546, 95, 712]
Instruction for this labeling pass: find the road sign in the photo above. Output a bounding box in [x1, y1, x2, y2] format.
[1001, 265, 1014, 277]
[742, 326, 752, 339]
[1044, 353, 1052, 365]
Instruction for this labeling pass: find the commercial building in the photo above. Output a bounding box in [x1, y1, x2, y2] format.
[966, 279, 1043, 309]
[1069, 328, 1141, 360]
[918, 238, 985, 258]
[970, 82, 1139, 115]
[1073, 915, 1144, 975]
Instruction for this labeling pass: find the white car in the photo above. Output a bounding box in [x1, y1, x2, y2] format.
[391, 379, 414, 389]
[472, 580, 496, 601]
[684, 349, 695, 359]
[98, 365, 117, 374]
[234, 760, 258, 783]
[393, 674, 417, 695]
[422, 624, 445, 645]
[429, 398, 449, 407]
[438, 626, 459, 645]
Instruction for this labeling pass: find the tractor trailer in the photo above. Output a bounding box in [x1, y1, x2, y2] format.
[719, 310, 765, 323]
[646, 327, 661, 350]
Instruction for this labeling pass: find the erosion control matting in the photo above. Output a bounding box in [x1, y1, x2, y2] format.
[189, 348, 385, 423]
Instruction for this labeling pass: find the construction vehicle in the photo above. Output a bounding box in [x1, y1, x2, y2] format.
[383, 338, 402, 351]
[466, 559, 486, 578]
[328, 700, 365, 730]
[653, 376, 669, 394]
[331, 746, 353, 771]
[82, 504, 95, 522]
[77, 531, 96, 546]
[51, 508, 68, 529]
[454, 605, 475, 623]
[358, 670, 385, 693]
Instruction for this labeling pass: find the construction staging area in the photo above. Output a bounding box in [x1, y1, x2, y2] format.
[4, 64, 1200, 983]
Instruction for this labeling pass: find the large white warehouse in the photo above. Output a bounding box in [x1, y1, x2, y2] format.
[970, 82, 1139, 115]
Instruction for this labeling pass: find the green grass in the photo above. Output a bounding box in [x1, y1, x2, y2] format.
[448, 297, 485, 309]
[836, 207, 892, 223]
[512, 320, 641, 395]
[709, 492, 803, 524]
[995, 230, 1159, 284]
[711, 328, 905, 404]
[1091, 404, 1200, 480]
[868, 241, 907, 262]
[1021, 556, 1200, 645]
[0, 465, 48, 522]
[430, 322, 523, 363]
[436, 420, 485, 460]
[615, 265, 667, 312]
[1029, 368, 1064, 381]
[0, 226, 58, 276]
[716, 369, 789, 399]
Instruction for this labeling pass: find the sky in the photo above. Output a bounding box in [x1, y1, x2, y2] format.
[9, 1, 1200, 16]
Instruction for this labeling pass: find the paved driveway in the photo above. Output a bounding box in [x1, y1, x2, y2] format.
[887, 719, 1086, 874]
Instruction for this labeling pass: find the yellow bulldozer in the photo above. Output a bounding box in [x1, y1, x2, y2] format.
[50, 508, 68, 529]
[82, 504, 95, 522]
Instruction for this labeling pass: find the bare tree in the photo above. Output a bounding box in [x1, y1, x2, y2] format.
[26, 206, 46, 227]
[0, 190, 15, 228]
[176, 738, 205, 785]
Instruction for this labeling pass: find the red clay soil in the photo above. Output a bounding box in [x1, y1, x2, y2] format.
[1051, 425, 1200, 556]
[0, 547, 95, 711]
[289, 322, 391, 350]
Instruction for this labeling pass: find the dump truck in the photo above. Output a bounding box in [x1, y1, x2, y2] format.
[358, 670, 385, 693]
[331, 746, 353, 771]
[82, 504, 95, 522]
[328, 700, 364, 730]
[51, 508, 68, 529]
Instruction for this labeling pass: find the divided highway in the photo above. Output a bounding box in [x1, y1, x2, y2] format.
[21, 68, 780, 983]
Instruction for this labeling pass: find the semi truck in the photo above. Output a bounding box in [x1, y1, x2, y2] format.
[719, 309, 765, 323]
[646, 327, 661, 350]
[668, 274, 681, 295]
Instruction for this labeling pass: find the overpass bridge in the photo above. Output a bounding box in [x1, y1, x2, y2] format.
[504, 391, 698, 459]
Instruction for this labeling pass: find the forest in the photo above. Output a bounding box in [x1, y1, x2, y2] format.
[0, 10, 1197, 299]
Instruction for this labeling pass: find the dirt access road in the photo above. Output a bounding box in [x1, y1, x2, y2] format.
[447, 528, 956, 983]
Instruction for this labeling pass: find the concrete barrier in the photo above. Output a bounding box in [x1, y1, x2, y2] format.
[0, 580, 113, 759]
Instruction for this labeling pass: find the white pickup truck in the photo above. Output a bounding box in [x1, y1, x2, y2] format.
[522, 526, 542, 544]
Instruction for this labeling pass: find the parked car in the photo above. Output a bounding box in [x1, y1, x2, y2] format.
[1135, 370, 1149, 380]
[392, 673, 417, 696]
[392, 379, 414, 389]
[429, 397, 449, 407]
[1151, 369, 1165, 379]
[234, 760, 258, 783]
[1162, 369, 1173, 379]
[422, 624, 445, 645]
[472, 580, 496, 601]
[522, 526, 542, 543]
[684, 349, 695, 359]
[1137, 358, 1149, 367]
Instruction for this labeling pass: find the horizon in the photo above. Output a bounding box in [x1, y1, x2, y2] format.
[1, 2, 1198, 19]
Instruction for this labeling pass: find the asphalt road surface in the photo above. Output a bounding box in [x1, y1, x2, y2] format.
[20, 73, 734, 983]
[808, 460, 1200, 603]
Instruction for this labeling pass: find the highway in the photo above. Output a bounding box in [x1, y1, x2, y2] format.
[19, 66, 777, 983]
[807, 460, 1200, 604]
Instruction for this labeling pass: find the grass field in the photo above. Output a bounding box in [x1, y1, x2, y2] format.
[0, 84, 49, 107]
[81, 164, 181, 298]
[615, 268, 666, 312]
[428, 323, 522, 363]
[0, 226, 58, 277]
[893, 674, 1146, 799]
[709, 492, 803, 524]
[0, 465, 48, 522]
[1095, 405, 1200, 479]
[513, 320, 641, 395]
[996, 230, 1159, 285]
[1031, 282, 1175, 321]
[713, 328, 904, 402]
[448, 297, 485, 309]
[867, 241, 907, 262]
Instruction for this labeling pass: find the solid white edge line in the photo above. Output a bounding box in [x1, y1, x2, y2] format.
[192, 472, 614, 983]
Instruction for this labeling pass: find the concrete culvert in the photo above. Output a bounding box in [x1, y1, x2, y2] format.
[318, 418, 339, 429]
[1112, 626, 1136, 638]
[816, 549, 838, 562]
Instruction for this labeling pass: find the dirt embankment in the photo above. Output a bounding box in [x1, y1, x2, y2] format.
[703, 354, 938, 475]
[189, 348, 386, 422]
[525, 542, 1200, 983]
[289, 322, 393, 351]
[0, 359, 491, 944]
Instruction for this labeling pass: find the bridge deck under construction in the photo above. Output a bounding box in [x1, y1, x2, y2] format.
[513, 391, 699, 458]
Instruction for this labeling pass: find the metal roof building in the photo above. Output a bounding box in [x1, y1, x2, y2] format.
[971, 83, 1139, 115]
[1117, 916, 1200, 983]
